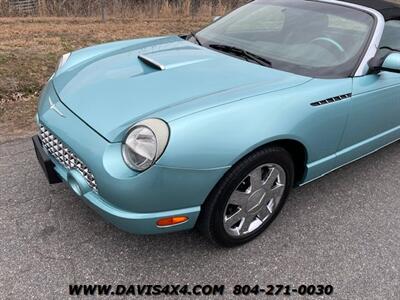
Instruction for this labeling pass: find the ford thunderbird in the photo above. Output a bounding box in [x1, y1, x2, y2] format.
[33, 0, 400, 246]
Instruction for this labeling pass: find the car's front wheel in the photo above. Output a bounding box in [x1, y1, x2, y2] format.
[197, 146, 294, 247]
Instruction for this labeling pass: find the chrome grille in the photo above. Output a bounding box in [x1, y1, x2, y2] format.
[39, 125, 98, 192]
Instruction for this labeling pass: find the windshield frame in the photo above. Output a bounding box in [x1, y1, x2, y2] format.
[323, 0, 385, 77]
[191, 0, 384, 78]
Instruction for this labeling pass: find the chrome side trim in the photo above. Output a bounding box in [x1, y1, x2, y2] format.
[316, 0, 385, 76]
[138, 54, 166, 70]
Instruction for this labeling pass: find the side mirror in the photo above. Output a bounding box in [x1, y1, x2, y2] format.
[382, 52, 400, 73]
[213, 16, 221, 22]
[369, 52, 400, 74]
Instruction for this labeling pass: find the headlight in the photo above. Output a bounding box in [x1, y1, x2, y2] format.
[56, 52, 71, 72]
[122, 119, 170, 171]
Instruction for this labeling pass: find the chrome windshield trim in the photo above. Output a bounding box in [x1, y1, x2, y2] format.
[315, 0, 385, 76]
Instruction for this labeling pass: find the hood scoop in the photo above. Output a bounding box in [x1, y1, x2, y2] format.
[138, 54, 165, 71]
[137, 46, 212, 71]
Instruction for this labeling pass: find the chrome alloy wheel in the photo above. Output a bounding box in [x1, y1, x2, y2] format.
[223, 163, 286, 237]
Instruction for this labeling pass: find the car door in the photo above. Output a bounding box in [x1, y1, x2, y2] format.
[337, 20, 400, 166]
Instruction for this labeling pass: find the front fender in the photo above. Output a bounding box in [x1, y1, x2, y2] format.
[157, 78, 352, 181]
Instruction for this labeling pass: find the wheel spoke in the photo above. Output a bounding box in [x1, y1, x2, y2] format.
[249, 167, 264, 191]
[239, 215, 254, 234]
[265, 167, 280, 190]
[267, 198, 275, 213]
[257, 201, 273, 221]
[270, 184, 285, 199]
[224, 209, 245, 228]
[229, 191, 248, 206]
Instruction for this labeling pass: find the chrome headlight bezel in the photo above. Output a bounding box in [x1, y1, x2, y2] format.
[122, 119, 170, 172]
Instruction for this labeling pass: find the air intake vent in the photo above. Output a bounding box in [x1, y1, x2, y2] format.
[311, 93, 352, 107]
[138, 54, 165, 70]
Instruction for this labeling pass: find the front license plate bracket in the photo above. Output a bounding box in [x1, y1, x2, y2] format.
[32, 135, 62, 184]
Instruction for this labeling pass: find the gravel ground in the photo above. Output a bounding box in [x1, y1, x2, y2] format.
[0, 138, 399, 299]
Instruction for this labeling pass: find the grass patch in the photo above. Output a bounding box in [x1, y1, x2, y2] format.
[0, 17, 210, 140]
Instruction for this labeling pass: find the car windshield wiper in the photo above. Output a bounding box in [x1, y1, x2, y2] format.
[188, 32, 202, 46]
[208, 44, 272, 67]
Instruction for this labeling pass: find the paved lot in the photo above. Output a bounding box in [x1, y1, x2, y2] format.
[0, 138, 399, 299]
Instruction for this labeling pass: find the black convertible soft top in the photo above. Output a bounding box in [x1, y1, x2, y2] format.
[341, 0, 400, 20]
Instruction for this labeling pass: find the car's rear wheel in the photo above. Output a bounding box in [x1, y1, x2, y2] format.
[197, 146, 294, 247]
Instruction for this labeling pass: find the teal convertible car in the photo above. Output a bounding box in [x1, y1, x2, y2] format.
[33, 0, 400, 246]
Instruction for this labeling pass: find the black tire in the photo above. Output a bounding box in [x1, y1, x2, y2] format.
[197, 146, 294, 247]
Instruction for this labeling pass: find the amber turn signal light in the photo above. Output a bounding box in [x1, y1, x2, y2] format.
[156, 216, 188, 227]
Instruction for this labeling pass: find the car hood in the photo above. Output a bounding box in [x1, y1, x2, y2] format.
[53, 36, 310, 142]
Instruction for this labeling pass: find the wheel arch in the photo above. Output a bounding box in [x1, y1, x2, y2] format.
[230, 138, 309, 187]
[265, 139, 308, 186]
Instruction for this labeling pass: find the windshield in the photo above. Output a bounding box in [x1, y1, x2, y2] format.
[194, 0, 375, 78]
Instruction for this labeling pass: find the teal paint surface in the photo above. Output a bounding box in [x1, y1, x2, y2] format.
[37, 36, 400, 234]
